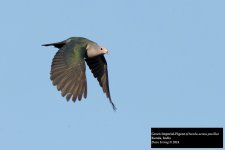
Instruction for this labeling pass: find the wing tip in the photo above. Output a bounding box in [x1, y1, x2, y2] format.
[110, 101, 117, 111]
[112, 104, 117, 111]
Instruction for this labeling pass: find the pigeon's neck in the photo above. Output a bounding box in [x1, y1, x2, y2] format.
[86, 43, 101, 58]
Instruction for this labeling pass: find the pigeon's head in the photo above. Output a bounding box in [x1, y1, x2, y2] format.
[100, 47, 109, 54]
[86, 43, 109, 58]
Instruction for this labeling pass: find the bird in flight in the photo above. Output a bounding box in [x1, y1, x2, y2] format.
[42, 37, 116, 110]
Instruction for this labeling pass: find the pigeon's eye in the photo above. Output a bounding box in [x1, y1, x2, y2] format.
[100, 48, 103, 50]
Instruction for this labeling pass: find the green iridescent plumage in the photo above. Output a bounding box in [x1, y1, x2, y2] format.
[42, 37, 116, 110]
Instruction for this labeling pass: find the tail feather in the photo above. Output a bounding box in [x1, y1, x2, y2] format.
[42, 41, 66, 48]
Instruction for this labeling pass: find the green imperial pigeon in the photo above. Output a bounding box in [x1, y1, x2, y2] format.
[42, 37, 116, 110]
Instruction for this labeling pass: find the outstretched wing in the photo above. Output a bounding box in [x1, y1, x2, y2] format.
[85, 55, 116, 110]
[51, 43, 87, 102]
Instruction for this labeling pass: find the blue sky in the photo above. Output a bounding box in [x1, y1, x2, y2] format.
[0, 0, 224, 149]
